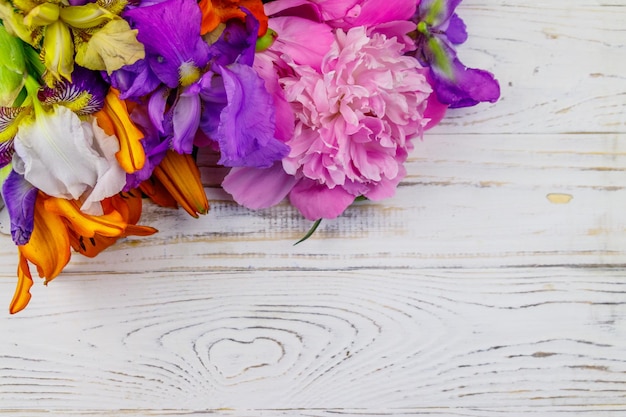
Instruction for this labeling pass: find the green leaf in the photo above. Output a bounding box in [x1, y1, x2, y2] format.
[294, 219, 322, 246]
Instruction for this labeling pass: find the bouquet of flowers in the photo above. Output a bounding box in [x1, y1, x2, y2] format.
[0, 0, 499, 313]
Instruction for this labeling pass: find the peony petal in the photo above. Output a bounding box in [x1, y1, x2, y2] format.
[330, 0, 417, 29]
[222, 163, 298, 209]
[289, 178, 356, 220]
[267, 16, 334, 72]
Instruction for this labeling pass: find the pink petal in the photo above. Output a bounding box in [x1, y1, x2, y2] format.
[289, 179, 355, 220]
[222, 163, 298, 209]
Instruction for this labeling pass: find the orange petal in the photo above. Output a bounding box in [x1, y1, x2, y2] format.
[19, 194, 71, 282]
[44, 197, 127, 238]
[139, 177, 179, 210]
[199, 0, 267, 36]
[9, 252, 34, 314]
[153, 150, 209, 218]
[69, 192, 157, 257]
[99, 88, 146, 173]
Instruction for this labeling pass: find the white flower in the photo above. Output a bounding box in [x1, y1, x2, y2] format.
[12, 104, 126, 215]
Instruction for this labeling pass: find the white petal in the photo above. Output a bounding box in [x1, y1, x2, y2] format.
[79, 118, 126, 214]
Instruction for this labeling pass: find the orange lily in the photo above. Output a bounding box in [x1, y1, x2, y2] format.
[9, 190, 157, 314]
[10, 194, 71, 314]
[198, 0, 268, 37]
[95, 88, 146, 174]
[139, 176, 179, 210]
[151, 150, 209, 218]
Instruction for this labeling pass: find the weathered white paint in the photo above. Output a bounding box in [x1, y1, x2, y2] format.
[0, 1, 625, 415]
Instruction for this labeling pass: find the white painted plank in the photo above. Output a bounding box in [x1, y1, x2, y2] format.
[437, 1, 626, 134]
[0, 268, 624, 411]
[0, 1, 624, 416]
[2, 133, 622, 282]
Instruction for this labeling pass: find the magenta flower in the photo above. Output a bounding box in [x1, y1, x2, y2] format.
[265, 0, 417, 28]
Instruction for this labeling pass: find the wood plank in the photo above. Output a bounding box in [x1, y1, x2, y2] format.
[435, 1, 626, 134]
[0, 268, 624, 411]
[2, 133, 622, 279]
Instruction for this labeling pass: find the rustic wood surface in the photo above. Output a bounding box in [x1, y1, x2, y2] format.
[0, 0, 625, 416]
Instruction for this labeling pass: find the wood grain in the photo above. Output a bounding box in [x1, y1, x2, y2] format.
[0, 0, 624, 415]
[0, 268, 625, 412]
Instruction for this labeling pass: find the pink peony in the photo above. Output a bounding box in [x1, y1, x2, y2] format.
[282, 26, 431, 219]
[224, 25, 432, 220]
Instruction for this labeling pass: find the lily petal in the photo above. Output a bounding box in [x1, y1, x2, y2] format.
[9, 252, 33, 314]
[18, 193, 71, 281]
[44, 197, 126, 238]
[152, 150, 208, 218]
[97, 88, 146, 173]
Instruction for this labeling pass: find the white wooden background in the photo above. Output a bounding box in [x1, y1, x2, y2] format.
[1, 1, 625, 416]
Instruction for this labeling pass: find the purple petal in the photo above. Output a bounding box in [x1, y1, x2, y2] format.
[1, 170, 37, 245]
[216, 64, 289, 168]
[431, 55, 500, 108]
[222, 163, 298, 209]
[419, 0, 463, 27]
[38, 66, 109, 115]
[0, 137, 14, 168]
[108, 59, 162, 100]
[124, 0, 210, 88]
[148, 85, 169, 133]
[171, 91, 201, 154]
[444, 13, 468, 45]
[209, 12, 259, 67]
[289, 179, 356, 220]
[198, 72, 227, 139]
[124, 105, 170, 189]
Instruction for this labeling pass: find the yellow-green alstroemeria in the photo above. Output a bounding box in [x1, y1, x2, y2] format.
[0, 0, 144, 84]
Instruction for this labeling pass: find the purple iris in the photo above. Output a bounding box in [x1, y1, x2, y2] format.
[124, 0, 211, 88]
[414, 0, 500, 108]
[1, 170, 37, 245]
[120, 0, 288, 168]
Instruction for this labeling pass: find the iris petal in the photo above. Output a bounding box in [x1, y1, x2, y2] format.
[171, 92, 201, 154]
[124, 0, 210, 88]
[1, 169, 37, 245]
[216, 63, 289, 168]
